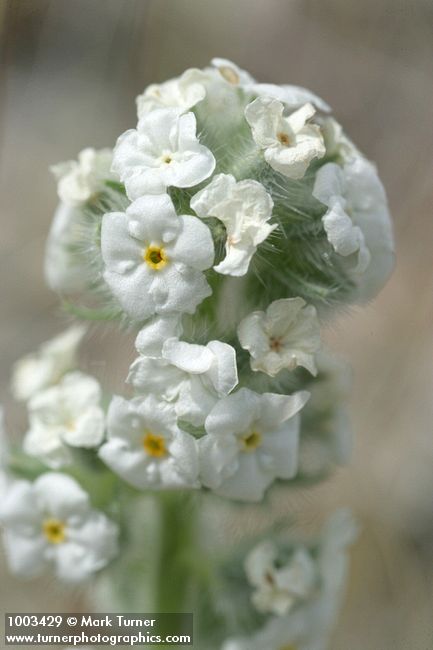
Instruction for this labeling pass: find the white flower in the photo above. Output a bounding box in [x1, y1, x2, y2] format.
[191, 174, 276, 276]
[44, 203, 89, 294]
[136, 68, 207, 117]
[98, 395, 199, 490]
[101, 194, 215, 321]
[0, 473, 118, 582]
[222, 510, 358, 650]
[135, 58, 252, 118]
[245, 542, 317, 616]
[238, 298, 321, 377]
[245, 98, 325, 179]
[128, 338, 238, 427]
[11, 325, 86, 402]
[320, 116, 360, 162]
[313, 163, 369, 274]
[112, 108, 215, 198]
[23, 372, 105, 468]
[199, 388, 309, 502]
[51, 148, 115, 207]
[313, 157, 394, 299]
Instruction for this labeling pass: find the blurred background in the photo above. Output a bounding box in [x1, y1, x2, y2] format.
[1, 1, 433, 648]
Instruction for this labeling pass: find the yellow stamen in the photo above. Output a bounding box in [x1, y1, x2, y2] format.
[277, 131, 292, 146]
[143, 432, 167, 458]
[241, 431, 262, 452]
[43, 518, 66, 545]
[143, 245, 168, 270]
[162, 154, 172, 164]
[218, 66, 240, 85]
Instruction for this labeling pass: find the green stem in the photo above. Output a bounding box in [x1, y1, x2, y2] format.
[154, 491, 199, 613]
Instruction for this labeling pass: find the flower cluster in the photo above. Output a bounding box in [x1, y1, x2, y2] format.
[1, 57, 393, 649]
[45, 57, 393, 321]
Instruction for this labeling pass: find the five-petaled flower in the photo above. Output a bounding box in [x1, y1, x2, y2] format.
[0, 473, 118, 582]
[245, 98, 325, 179]
[23, 371, 105, 468]
[191, 173, 276, 276]
[112, 108, 215, 199]
[136, 68, 207, 117]
[199, 388, 309, 502]
[238, 298, 321, 377]
[99, 395, 199, 490]
[245, 541, 317, 615]
[101, 193, 215, 321]
[51, 147, 115, 207]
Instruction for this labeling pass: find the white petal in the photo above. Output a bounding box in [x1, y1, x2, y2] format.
[312, 162, 346, 207]
[126, 194, 180, 242]
[237, 312, 269, 356]
[245, 541, 277, 586]
[101, 211, 143, 274]
[11, 324, 86, 402]
[0, 480, 40, 529]
[245, 96, 284, 148]
[150, 264, 212, 315]
[247, 82, 331, 112]
[257, 391, 309, 430]
[162, 339, 214, 374]
[205, 340, 238, 395]
[62, 406, 105, 448]
[24, 425, 72, 469]
[58, 371, 102, 414]
[127, 356, 184, 399]
[190, 173, 236, 217]
[54, 512, 118, 582]
[199, 433, 239, 489]
[175, 375, 218, 426]
[214, 453, 272, 502]
[286, 103, 316, 133]
[259, 416, 300, 479]
[168, 215, 215, 270]
[103, 266, 155, 320]
[135, 314, 184, 357]
[211, 58, 255, 86]
[205, 389, 260, 436]
[33, 473, 90, 519]
[2, 530, 47, 578]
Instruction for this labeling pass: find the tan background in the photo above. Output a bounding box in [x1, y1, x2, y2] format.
[1, 1, 433, 648]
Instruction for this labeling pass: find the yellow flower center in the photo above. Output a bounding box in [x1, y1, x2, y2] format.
[43, 518, 66, 545]
[143, 432, 167, 458]
[162, 154, 173, 164]
[218, 65, 240, 85]
[144, 245, 168, 270]
[277, 131, 293, 146]
[241, 430, 262, 452]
